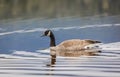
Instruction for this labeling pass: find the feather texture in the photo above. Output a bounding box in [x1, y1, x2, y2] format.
[50, 39, 100, 51]
[42, 30, 101, 52]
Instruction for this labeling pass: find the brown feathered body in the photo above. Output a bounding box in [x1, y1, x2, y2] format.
[42, 30, 101, 56]
[50, 39, 101, 51]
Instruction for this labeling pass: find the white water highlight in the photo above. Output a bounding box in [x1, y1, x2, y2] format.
[0, 23, 120, 36]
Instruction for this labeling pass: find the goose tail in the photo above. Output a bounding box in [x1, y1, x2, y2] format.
[94, 41, 101, 43]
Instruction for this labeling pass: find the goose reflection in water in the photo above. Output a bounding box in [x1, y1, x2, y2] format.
[47, 49, 101, 66]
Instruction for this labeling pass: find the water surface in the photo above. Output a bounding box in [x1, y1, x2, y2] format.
[0, 16, 120, 77]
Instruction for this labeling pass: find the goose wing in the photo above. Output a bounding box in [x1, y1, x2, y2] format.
[85, 39, 101, 43]
[58, 39, 92, 48]
[51, 39, 101, 51]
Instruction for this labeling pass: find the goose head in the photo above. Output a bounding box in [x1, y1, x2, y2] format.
[41, 30, 53, 37]
[42, 30, 56, 47]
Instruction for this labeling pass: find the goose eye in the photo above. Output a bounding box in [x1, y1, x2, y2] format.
[45, 30, 51, 36]
[47, 31, 51, 36]
[44, 31, 48, 35]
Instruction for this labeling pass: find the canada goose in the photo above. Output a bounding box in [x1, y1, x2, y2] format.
[41, 30, 101, 51]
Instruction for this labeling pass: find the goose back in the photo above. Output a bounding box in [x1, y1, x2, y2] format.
[58, 39, 100, 48]
[50, 39, 100, 51]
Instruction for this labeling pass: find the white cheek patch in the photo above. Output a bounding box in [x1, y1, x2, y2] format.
[47, 31, 51, 36]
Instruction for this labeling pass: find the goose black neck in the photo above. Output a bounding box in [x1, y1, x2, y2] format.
[50, 34, 56, 47]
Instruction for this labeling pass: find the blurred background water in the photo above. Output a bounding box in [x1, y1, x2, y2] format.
[0, 0, 120, 20]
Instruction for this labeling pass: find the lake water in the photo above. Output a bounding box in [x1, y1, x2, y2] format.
[0, 16, 120, 77]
